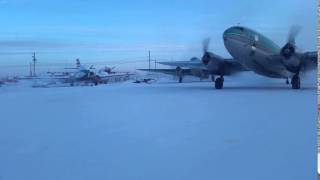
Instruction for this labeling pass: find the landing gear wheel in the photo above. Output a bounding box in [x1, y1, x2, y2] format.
[178, 76, 183, 83]
[286, 78, 289, 85]
[215, 77, 224, 89]
[291, 74, 300, 89]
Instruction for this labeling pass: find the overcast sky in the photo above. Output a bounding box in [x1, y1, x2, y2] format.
[0, 0, 317, 70]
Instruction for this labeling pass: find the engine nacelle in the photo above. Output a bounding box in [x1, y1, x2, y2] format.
[281, 55, 301, 73]
[280, 41, 303, 73]
[201, 52, 224, 74]
[280, 43, 295, 59]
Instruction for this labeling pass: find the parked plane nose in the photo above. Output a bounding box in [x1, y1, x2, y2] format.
[223, 26, 245, 41]
[223, 27, 233, 41]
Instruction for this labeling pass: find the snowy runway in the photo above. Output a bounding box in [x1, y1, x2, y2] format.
[0, 79, 317, 180]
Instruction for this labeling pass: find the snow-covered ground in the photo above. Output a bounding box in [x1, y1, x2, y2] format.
[0, 73, 317, 180]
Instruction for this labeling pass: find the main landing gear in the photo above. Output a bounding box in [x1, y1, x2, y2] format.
[291, 74, 300, 89]
[178, 76, 183, 83]
[215, 76, 224, 89]
[176, 66, 183, 83]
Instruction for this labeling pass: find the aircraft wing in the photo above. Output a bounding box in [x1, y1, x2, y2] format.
[222, 59, 250, 75]
[137, 68, 198, 76]
[155, 59, 248, 76]
[205, 59, 250, 76]
[301, 51, 317, 71]
[268, 51, 317, 72]
[158, 61, 206, 69]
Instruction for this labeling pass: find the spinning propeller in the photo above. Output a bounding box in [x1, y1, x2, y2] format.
[202, 38, 211, 65]
[280, 25, 301, 59]
[280, 25, 303, 73]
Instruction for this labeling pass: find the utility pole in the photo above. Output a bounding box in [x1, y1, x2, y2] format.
[32, 52, 37, 76]
[148, 50, 151, 71]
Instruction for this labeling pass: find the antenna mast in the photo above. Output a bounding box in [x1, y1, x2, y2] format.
[148, 50, 151, 71]
[32, 52, 37, 76]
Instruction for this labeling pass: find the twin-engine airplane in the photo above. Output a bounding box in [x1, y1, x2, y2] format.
[142, 26, 317, 89]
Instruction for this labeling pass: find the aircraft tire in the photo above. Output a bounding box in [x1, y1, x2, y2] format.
[179, 76, 183, 83]
[291, 74, 300, 89]
[215, 77, 224, 89]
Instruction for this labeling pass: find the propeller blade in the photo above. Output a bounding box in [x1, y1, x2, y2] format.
[281, 25, 302, 59]
[202, 38, 211, 53]
[288, 25, 301, 45]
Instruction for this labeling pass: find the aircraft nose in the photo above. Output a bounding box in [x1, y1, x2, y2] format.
[223, 26, 245, 41]
[223, 28, 232, 41]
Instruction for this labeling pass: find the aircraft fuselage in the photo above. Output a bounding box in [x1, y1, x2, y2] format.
[223, 26, 292, 79]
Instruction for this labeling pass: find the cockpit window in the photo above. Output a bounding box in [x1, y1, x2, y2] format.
[235, 27, 244, 31]
[225, 27, 246, 36]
